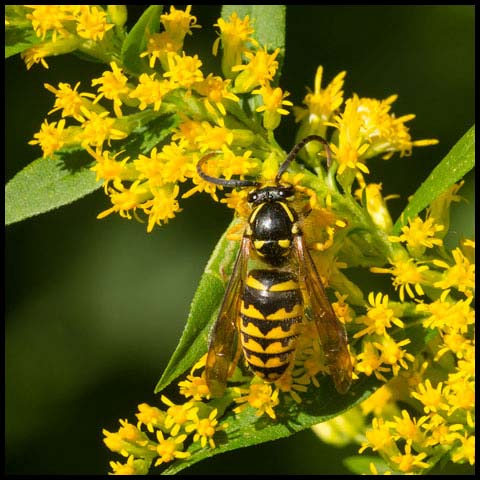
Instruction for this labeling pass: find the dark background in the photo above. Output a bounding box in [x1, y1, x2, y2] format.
[6, 5, 474, 475]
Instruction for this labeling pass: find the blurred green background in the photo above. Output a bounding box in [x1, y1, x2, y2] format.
[6, 5, 474, 475]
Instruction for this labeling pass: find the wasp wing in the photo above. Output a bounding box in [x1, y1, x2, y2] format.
[293, 234, 352, 393]
[205, 235, 250, 397]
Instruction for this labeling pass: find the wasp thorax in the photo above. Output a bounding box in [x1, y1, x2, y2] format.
[248, 188, 297, 267]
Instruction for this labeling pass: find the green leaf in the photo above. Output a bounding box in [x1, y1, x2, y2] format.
[121, 5, 163, 75]
[5, 24, 42, 58]
[221, 5, 286, 78]
[5, 151, 102, 226]
[155, 222, 240, 393]
[119, 112, 180, 157]
[392, 125, 475, 234]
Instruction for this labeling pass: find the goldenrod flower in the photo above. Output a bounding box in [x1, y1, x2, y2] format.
[97, 180, 151, 221]
[390, 443, 430, 473]
[136, 403, 166, 434]
[232, 47, 280, 93]
[328, 93, 438, 176]
[154, 431, 191, 466]
[193, 74, 239, 117]
[220, 189, 251, 218]
[275, 371, 309, 404]
[161, 396, 198, 437]
[359, 417, 397, 455]
[140, 31, 183, 70]
[433, 247, 475, 295]
[354, 292, 404, 338]
[194, 123, 235, 152]
[213, 12, 256, 78]
[451, 433, 475, 465]
[109, 455, 149, 475]
[103, 419, 150, 457]
[91, 62, 131, 118]
[90, 150, 134, 191]
[355, 341, 389, 382]
[374, 337, 414, 376]
[28, 118, 67, 157]
[142, 184, 182, 233]
[233, 382, 280, 419]
[388, 214, 444, 258]
[332, 293, 355, 325]
[421, 412, 463, 448]
[435, 332, 473, 361]
[164, 52, 204, 90]
[411, 379, 450, 414]
[446, 376, 475, 420]
[184, 408, 220, 448]
[25, 5, 73, 41]
[389, 410, 427, 446]
[75, 5, 114, 41]
[160, 5, 200, 43]
[44, 81, 96, 122]
[371, 258, 428, 302]
[129, 73, 172, 112]
[178, 372, 210, 401]
[294, 66, 346, 138]
[253, 85, 293, 130]
[134, 144, 191, 187]
[417, 289, 474, 334]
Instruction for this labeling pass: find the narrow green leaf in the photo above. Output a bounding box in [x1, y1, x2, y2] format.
[121, 5, 163, 75]
[5, 25, 42, 58]
[392, 125, 475, 234]
[5, 151, 102, 226]
[155, 222, 240, 393]
[221, 5, 286, 78]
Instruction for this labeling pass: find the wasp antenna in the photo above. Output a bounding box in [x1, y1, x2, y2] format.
[275, 135, 332, 183]
[197, 152, 260, 188]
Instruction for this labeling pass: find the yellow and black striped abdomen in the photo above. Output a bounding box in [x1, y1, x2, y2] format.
[240, 269, 303, 382]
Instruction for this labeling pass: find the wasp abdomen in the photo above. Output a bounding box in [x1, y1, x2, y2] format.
[240, 269, 303, 381]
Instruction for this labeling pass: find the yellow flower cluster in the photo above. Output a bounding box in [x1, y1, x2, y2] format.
[102, 358, 224, 474]
[319, 212, 474, 473]
[24, 5, 436, 234]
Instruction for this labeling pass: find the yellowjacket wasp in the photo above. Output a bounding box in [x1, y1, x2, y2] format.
[197, 135, 352, 397]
